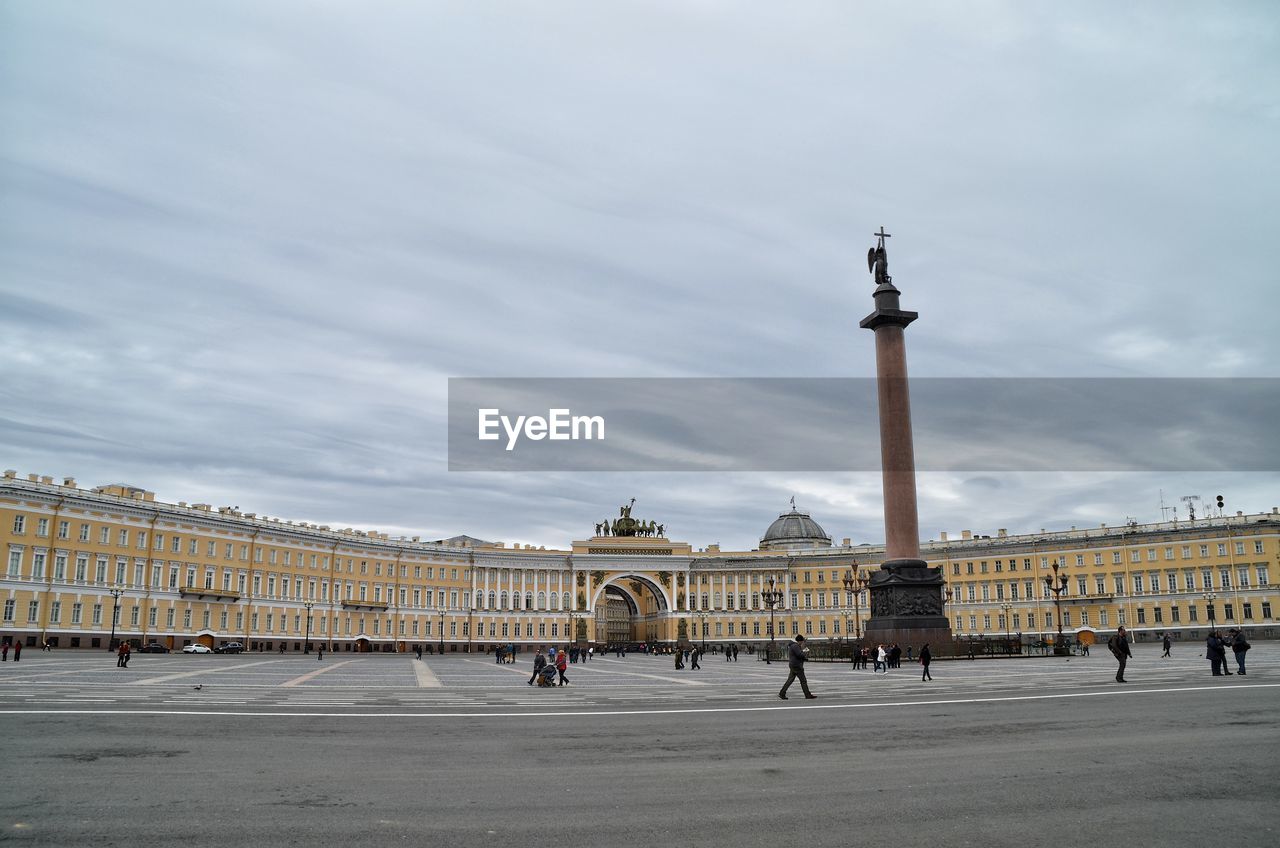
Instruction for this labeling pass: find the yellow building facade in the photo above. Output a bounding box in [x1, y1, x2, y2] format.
[2, 470, 1276, 653]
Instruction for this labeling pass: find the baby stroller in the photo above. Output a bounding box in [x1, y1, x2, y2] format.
[536, 663, 558, 687]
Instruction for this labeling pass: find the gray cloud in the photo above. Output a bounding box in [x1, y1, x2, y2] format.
[2, 1, 1277, 549]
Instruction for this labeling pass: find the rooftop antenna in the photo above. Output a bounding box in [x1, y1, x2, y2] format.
[1158, 490, 1172, 522]
[1181, 494, 1201, 522]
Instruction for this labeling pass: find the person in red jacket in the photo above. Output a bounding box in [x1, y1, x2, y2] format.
[555, 648, 569, 686]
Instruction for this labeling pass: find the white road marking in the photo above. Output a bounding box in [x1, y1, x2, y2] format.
[3, 682, 1272, 719]
[413, 659, 442, 688]
[130, 658, 286, 684]
[280, 659, 359, 688]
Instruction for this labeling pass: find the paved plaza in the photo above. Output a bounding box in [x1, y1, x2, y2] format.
[3, 645, 1278, 846]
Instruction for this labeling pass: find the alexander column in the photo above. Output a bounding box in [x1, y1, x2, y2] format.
[858, 228, 951, 650]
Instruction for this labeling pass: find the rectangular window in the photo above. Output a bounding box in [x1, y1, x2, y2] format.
[37, 518, 49, 537]
[78, 523, 89, 542]
[1171, 606, 1180, 622]
[11, 515, 24, 534]
[28, 600, 39, 622]
[1255, 541, 1265, 554]
[3, 599, 16, 621]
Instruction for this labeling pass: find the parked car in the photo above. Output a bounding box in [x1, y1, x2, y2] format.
[182, 644, 213, 654]
[214, 642, 245, 654]
[137, 642, 170, 654]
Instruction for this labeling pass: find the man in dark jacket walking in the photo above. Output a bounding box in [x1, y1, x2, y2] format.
[528, 648, 547, 685]
[778, 635, 816, 700]
[919, 643, 933, 681]
[1108, 626, 1131, 682]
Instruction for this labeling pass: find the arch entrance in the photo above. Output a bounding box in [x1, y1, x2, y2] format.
[591, 574, 671, 646]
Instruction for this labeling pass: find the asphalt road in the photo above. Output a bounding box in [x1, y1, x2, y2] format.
[2, 646, 1277, 847]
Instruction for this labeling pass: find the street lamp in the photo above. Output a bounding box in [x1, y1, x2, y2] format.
[761, 574, 784, 664]
[999, 602, 1012, 653]
[842, 565, 870, 640]
[695, 610, 709, 653]
[107, 585, 125, 650]
[438, 607, 446, 655]
[1204, 591, 1217, 630]
[1044, 560, 1069, 656]
[303, 601, 314, 653]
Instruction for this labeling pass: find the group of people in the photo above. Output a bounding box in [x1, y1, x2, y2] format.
[848, 642, 907, 672]
[0, 639, 20, 661]
[1205, 629, 1250, 676]
[527, 647, 571, 686]
[674, 645, 702, 669]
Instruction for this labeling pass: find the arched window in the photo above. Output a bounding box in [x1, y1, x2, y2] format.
[550, 593, 559, 610]
[524, 592, 533, 610]
[563, 592, 571, 610]
[537, 592, 546, 609]
[500, 591, 509, 609]
[474, 590, 483, 609]
[487, 591, 496, 609]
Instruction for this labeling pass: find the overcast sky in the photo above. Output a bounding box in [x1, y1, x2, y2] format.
[2, 2, 1277, 551]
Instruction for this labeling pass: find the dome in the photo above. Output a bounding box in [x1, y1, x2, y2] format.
[759, 504, 832, 551]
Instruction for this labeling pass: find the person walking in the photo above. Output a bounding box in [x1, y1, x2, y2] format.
[1161, 633, 1172, 658]
[1, 641, 8, 662]
[528, 648, 547, 685]
[778, 635, 816, 700]
[731, 644, 739, 662]
[875, 644, 887, 673]
[690, 646, 701, 670]
[12, 641, 21, 662]
[919, 643, 933, 682]
[674, 648, 684, 670]
[1229, 629, 1250, 675]
[1107, 626, 1131, 683]
[555, 648, 570, 686]
[117, 641, 128, 668]
[318, 646, 324, 661]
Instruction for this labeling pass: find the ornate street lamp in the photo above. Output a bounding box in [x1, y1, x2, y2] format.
[107, 585, 125, 651]
[761, 574, 784, 665]
[438, 607, 446, 655]
[1203, 591, 1217, 630]
[303, 601, 314, 653]
[695, 610, 709, 652]
[1044, 560, 1069, 656]
[842, 565, 871, 641]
